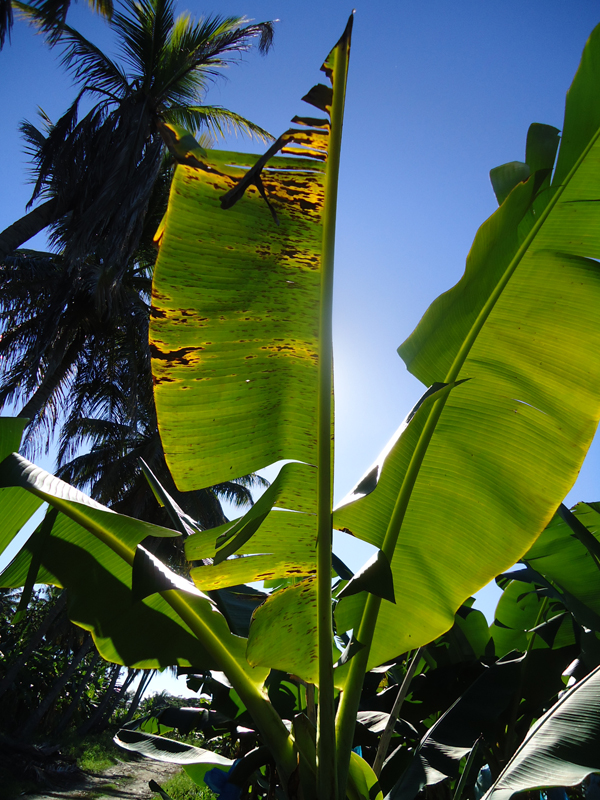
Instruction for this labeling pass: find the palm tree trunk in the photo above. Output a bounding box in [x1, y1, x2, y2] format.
[97, 668, 138, 730]
[77, 663, 121, 737]
[53, 651, 101, 735]
[122, 670, 154, 724]
[0, 199, 60, 259]
[0, 592, 67, 701]
[19, 634, 94, 740]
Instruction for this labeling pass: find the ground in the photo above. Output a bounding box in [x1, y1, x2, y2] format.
[9, 759, 181, 800]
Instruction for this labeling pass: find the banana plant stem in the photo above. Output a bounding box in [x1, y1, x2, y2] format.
[336, 391, 449, 798]
[164, 590, 298, 786]
[317, 19, 351, 800]
[372, 648, 423, 776]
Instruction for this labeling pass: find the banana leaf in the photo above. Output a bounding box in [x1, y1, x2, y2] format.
[332, 23, 600, 669]
[490, 578, 575, 658]
[384, 656, 522, 800]
[0, 418, 44, 556]
[150, 19, 354, 702]
[0, 451, 267, 680]
[524, 502, 600, 617]
[482, 664, 600, 800]
[114, 729, 234, 788]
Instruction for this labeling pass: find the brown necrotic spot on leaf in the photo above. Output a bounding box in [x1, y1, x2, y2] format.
[153, 375, 176, 384]
[150, 344, 202, 367]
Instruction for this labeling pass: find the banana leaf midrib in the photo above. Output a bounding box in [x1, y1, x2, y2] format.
[444, 124, 600, 387]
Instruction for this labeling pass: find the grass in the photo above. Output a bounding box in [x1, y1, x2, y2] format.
[156, 770, 217, 800]
[62, 729, 131, 772]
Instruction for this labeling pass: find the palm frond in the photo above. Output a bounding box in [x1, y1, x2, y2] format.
[153, 15, 274, 104]
[56, 21, 129, 95]
[0, 0, 13, 49]
[112, 0, 175, 80]
[86, 0, 112, 19]
[163, 104, 273, 142]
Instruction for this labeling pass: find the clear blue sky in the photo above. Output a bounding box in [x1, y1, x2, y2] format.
[2, 1, 600, 692]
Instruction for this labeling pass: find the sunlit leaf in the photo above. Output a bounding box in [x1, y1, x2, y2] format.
[333, 25, 600, 669]
[246, 578, 318, 683]
[0, 419, 44, 557]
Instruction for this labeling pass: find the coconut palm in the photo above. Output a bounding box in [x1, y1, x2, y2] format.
[0, 0, 273, 267]
[1, 0, 113, 50]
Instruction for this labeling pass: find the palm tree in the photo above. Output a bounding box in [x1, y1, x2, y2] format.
[1, 0, 113, 50]
[0, 0, 273, 266]
[0, 0, 271, 519]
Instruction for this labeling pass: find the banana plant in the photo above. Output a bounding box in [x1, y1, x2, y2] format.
[4, 15, 600, 800]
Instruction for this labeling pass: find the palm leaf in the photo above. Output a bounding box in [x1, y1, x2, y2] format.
[163, 105, 273, 142]
[16, 2, 127, 94]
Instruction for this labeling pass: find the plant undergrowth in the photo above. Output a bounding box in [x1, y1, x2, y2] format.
[157, 769, 217, 800]
[62, 730, 132, 772]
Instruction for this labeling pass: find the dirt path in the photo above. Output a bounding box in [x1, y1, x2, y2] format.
[17, 759, 182, 800]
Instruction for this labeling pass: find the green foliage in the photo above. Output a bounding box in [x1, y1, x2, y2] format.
[5, 14, 600, 800]
[63, 731, 127, 772]
[159, 770, 217, 800]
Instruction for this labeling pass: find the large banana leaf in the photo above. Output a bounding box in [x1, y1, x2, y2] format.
[332, 23, 600, 669]
[482, 664, 600, 800]
[114, 729, 234, 788]
[525, 502, 600, 616]
[385, 656, 523, 800]
[150, 20, 353, 696]
[0, 418, 44, 555]
[0, 451, 267, 682]
[151, 147, 326, 495]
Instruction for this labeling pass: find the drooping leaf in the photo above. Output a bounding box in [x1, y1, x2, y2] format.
[482, 665, 600, 800]
[0, 452, 180, 562]
[0, 419, 44, 557]
[0, 456, 269, 682]
[114, 728, 233, 788]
